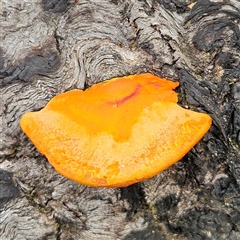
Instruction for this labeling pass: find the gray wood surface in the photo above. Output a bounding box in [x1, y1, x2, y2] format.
[1, 0, 240, 239]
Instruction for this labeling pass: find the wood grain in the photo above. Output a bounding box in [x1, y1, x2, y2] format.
[1, 0, 240, 239]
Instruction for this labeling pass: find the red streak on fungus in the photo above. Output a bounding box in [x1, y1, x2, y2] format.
[111, 85, 141, 106]
[20, 73, 212, 188]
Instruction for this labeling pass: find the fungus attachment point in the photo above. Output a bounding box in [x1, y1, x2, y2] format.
[20, 73, 212, 187]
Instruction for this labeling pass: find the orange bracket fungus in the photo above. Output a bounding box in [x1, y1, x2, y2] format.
[20, 73, 212, 187]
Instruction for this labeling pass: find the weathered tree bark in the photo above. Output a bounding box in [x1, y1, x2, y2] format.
[1, 0, 240, 239]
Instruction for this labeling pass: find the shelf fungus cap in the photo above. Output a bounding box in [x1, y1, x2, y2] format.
[20, 73, 212, 187]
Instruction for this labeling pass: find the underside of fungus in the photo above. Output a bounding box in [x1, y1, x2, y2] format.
[20, 73, 212, 187]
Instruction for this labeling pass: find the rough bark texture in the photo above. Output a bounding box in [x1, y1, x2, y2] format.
[1, 0, 240, 239]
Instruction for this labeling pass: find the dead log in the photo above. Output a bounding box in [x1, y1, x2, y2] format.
[1, 0, 240, 239]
